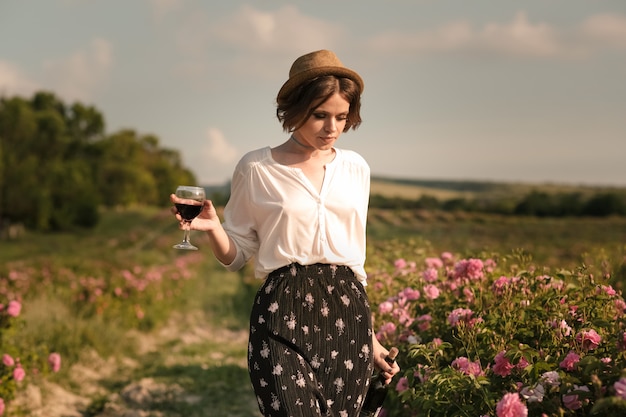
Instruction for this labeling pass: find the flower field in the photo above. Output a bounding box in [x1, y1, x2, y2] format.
[365, 237, 626, 416]
[1, 207, 625, 416]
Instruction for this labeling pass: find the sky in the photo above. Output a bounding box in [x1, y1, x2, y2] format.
[1, 0, 625, 187]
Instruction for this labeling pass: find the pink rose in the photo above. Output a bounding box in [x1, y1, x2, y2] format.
[394, 258, 407, 269]
[399, 287, 420, 301]
[516, 357, 529, 371]
[13, 365, 25, 382]
[452, 357, 483, 376]
[496, 392, 528, 417]
[395, 376, 409, 393]
[576, 329, 601, 350]
[2, 354, 14, 367]
[425, 257, 443, 269]
[440, 252, 453, 263]
[447, 308, 473, 327]
[377, 322, 397, 340]
[559, 351, 580, 371]
[454, 258, 484, 280]
[422, 268, 438, 282]
[423, 284, 440, 300]
[492, 276, 511, 295]
[48, 352, 61, 373]
[600, 285, 617, 296]
[378, 301, 394, 314]
[6, 301, 21, 317]
[493, 351, 514, 377]
[0, 397, 5, 416]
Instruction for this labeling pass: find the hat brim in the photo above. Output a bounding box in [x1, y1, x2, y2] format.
[277, 66, 364, 101]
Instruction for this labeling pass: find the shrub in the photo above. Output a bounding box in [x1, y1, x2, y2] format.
[367, 245, 626, 416]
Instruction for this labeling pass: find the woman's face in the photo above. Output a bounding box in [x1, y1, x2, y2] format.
[295, 92, 350, 151]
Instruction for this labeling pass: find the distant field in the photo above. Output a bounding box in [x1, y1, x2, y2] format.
[370, 177, 626, 201]
[369, 179, 475, 201]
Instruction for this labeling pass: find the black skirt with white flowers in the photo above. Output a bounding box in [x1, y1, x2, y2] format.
[248, 263, 374, 417]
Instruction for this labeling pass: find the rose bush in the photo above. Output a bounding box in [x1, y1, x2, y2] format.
[0, 300, 63, 416]
[366, 243, 626, 416]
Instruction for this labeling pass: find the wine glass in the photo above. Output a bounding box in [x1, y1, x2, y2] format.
[173, 185, 205, 250]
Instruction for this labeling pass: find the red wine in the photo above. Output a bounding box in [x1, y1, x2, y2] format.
[360, 347, 399, 417]
[175, 203, 202, 221]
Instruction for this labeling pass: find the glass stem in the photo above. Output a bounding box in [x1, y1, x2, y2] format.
[182, 222, 191, 243]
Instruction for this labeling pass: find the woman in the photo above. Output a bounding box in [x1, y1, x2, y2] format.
[171, 49, 399, 417]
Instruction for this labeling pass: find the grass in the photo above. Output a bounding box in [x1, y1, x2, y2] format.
[1, 206, 625, 416]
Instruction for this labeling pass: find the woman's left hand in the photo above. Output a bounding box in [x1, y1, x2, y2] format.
[372, 335, 401, 384]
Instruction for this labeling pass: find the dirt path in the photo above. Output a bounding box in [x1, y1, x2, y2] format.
[12, 312, 261, 417]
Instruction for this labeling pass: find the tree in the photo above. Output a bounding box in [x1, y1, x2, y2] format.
[0, 91, 198, 232]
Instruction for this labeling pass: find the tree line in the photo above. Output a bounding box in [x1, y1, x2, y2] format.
[370, 190, 626, 217]
[0, 91, 196, 231]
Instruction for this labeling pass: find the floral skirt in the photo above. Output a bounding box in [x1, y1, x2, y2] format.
[248, 263, 374, 417]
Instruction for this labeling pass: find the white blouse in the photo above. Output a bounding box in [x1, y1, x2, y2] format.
[220, 146, 370, 284]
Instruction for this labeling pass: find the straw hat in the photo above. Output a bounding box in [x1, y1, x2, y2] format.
[277, 50, 364, 100]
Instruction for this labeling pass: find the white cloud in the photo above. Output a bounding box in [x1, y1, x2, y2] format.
[0, 61, 40, 97]
[42, 38, 113, 102]
[478, 12, 564, 57]
[174, 4, 344, 80]
[367, 11, 626, 60]
[203, 127, 238, 165]
[210, 5, 342, 53]
[188, 128, 239, 184]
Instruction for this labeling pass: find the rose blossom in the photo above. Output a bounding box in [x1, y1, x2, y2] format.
[559, 351, 580, 371]
[576, 329, 601, 350]
[516, 357, 529, 371]
[2, 354, 14, 367]
[493, 351, 514, 377]
[377, 322, 397, 340]
[493, 276, 511, 295]
[48, 352, 61, 372]
[423, 284, 440, 300]
[6, 300, 21, 317]
[422, 268, 438, 282]
[425, 257, 443, 269]
[396, 376, 409, 393]
[394, 258, 407, 269]
[378, 301, 394, 314]
[496, 392, 528, 417]
[0, 397, 4, 416]
[447, 308, 473, 327]
[452, 357, 483, 376]
[399, 287, 420, 301]
[454, 259, 485, 280]
[13, 365, 25, 382]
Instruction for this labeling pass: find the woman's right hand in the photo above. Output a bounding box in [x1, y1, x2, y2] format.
[170, 194, 221, 232]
